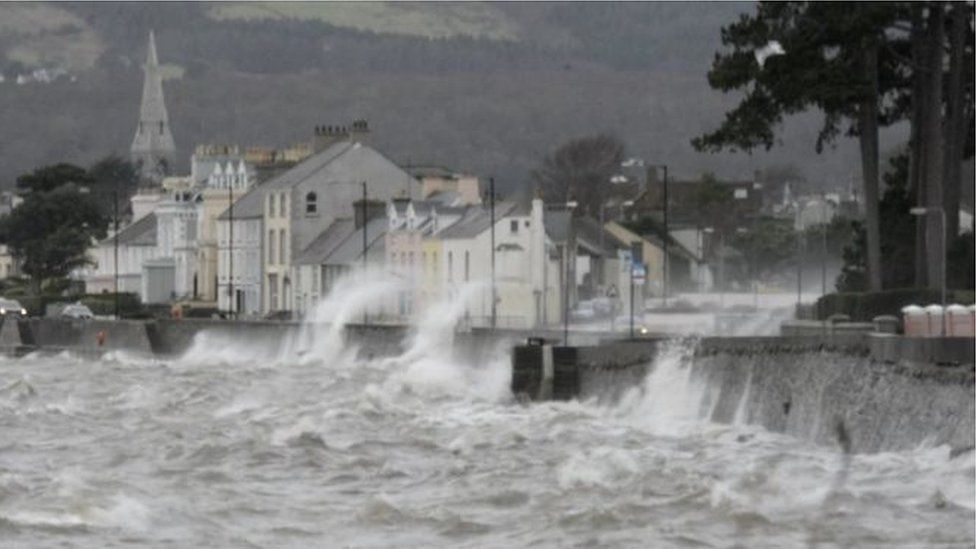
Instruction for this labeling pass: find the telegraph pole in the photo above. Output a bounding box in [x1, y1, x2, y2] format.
[113, 186, 119, 320]
[661, 165, 669, 308]
[489, 177, 496, 330]
[362, 181, 368, 327]
[228, 181, 234, 318]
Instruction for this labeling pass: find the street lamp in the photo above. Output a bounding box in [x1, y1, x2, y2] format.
[655, 165, 670, 308]
[910, 206, 947, 337]
[563, 200, 578, 345]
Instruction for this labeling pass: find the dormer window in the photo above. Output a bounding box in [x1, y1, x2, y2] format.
[306, 192, 317, 214]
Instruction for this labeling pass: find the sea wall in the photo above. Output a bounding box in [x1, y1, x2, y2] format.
[687, 348, 974, 453]
[511, 335, 975, 453]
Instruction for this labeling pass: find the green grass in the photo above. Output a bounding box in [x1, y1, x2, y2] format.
[207, 2, 520, 41]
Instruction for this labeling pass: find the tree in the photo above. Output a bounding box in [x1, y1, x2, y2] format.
[0, 166, 108, 293]
[533, 134, 625, 217]
[837, 151, 919, 291]
[727, 216, 798, 283]
[88, 155, 140, 220]
[16, 163, 93, 194]
[692, 2, 909, 292]
[694, 173, 736, 233]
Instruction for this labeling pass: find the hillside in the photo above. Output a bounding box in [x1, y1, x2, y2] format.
[0, 2, 915, 195]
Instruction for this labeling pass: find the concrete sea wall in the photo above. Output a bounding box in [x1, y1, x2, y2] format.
[511, 335, 975, 454]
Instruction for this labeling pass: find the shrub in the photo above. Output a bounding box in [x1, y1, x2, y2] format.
[79, 293, 142, 317]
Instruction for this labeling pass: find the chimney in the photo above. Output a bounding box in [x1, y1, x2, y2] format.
[354, 198, 386, 229]
[312, 120, 371, 152]
[349, 119, 370, 145]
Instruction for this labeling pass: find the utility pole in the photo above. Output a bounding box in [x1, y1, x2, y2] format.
[489, 177, 496, 330]
[563, 201, 577, 345]
[362, 181, 368, 327]
[661, 165, 669, 308]
[228, 181, 234, 318]
[113, 186, 119, 320]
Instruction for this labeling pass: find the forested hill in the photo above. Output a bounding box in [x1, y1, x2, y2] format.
[0, 2, 918, 194]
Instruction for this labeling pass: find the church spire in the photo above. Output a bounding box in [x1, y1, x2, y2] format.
[131, 30, 176, 184]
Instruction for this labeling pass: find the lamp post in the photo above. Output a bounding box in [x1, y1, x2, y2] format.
[910, 206, 947, 336]
[703, 227, 722, 307]
[563, 200, 578, 345]
[656, 165, 669, 308]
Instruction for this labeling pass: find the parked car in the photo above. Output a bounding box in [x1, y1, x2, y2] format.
[61, 303, 94, 319]
[0, 298, 28, 317]
[571, 301, 596, 321]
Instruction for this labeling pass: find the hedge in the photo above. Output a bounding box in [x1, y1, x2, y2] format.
[816, 288, 976, 321]
[79, 293, 142, 317]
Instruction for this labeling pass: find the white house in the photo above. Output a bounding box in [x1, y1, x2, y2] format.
[86, 213, 161, 297]
[439, 197, 561, 329]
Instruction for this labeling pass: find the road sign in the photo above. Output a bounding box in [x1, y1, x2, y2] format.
[632, 262, 646, 286]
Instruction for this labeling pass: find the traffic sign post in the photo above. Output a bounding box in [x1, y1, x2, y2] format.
[629, 259, 646, 339]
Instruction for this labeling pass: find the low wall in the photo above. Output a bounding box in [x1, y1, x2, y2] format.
[22, 318, 153, 354]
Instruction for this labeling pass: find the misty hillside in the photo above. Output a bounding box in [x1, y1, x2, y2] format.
[0, 2, 923, 195]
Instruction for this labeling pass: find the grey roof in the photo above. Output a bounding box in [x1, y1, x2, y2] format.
[264, 141, 358, 191]
[544, 209, 570, 243]
[438, 202, 519, 240]
[426, 190, 460, 205]
[104, 212, 157, 247]
[323, 216, 387, 265]
[574, 216, 628, 257]
[217, 183, 266, 220]
[294, 218, 356, 265]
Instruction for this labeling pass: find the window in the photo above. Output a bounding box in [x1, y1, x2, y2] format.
[159, 121, 164, 134]
[511, 220, 519, 233]
[268, 230, 276, 265]
[306, 192, 317, 214]
[464, 251, 470, 282]
[525, 220, 530, 228]
[448, 251, 454, 281]
[279, 230, 286, 265]
[280, 193, 287, 217]
[268, 195, 275, 218]
[269, 274, 279, 311]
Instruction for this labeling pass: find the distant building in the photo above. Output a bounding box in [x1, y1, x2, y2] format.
[130, 30, 176, 184]
[404, 165, 482, 206]
[630, 176, 762, 224]
[220, 134, 422, 316]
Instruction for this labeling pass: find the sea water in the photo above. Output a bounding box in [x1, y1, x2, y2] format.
[0, 278, 972, 548]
